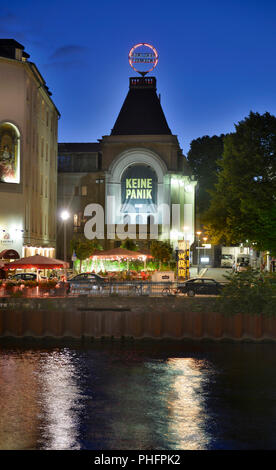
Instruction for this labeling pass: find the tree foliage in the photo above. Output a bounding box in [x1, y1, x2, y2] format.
[215, 269, 276, 316]
[203, 112, 276, 255]
[120, 239, 138, 251]
[70, 236, 103, 272]
[150, 240, 173, 269]
[187, 134, 224, 216]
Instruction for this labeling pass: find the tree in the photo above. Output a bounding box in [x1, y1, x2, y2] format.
[187, 134, 225, 218]
[150, 240, 173, 270]
[70, 236, 103, 272]
[120, 239, 138, 251]
[203, 112, 276, 255]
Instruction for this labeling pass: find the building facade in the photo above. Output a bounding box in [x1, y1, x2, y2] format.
[0, 40, 60, 259]
[57, 76, 196, 261]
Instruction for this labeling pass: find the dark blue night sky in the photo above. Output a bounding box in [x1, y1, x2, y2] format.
[1, 0, 276, 153]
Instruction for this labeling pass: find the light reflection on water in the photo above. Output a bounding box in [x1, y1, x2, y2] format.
[1, 341, 276, 450]
[38, 351, 83, 450]
[166, 358, 212, 450]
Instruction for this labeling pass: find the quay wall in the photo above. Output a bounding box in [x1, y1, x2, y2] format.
[0, 297, 275, 341]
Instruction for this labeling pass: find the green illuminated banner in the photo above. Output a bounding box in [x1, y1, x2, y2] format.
[121, 165, 157, 212]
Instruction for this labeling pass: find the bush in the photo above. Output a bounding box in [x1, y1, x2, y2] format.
[215, 269, 276, 316]
[38, 280, 57, 290]
[24, 280, 38, 288]
[4, 280, 19, 289]
[11, 290, 24, 298]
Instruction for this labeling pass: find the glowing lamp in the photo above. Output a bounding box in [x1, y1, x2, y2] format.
[61, 210, 70, 221]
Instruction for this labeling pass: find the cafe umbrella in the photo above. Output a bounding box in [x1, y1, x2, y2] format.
[5, 254, 69, 279]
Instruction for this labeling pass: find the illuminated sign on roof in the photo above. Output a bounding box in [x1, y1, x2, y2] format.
[128, 43, 158, 76]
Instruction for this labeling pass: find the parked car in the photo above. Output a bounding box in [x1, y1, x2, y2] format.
[10, 272, 49, 281]
[67, 272, 107, 293]
[11, 273, 38, 281]
[177, 278, 225, 297]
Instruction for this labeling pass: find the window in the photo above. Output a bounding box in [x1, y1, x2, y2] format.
[73, 213, 82, 231]
[58, 155, 72, 172]
[221, 254, 233, 260]
[81, 185, 87, 196]
[73, 214, 78, 226]
[32, 128, 35, 150]
[41, 100, 45, 121]
[26, 81, 30, 102]
[41, 137, 44, 158]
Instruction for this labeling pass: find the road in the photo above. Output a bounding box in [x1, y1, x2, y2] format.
[190, 266, 231, 282]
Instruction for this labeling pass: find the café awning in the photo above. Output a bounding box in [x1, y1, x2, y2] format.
[91, 247, 153, 260]
[0, 249, 20, 260]
[5, 254, 69, 270]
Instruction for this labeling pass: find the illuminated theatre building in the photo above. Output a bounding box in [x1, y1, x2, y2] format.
[57, 46, 196, 259]
[0, 40, 59, 259]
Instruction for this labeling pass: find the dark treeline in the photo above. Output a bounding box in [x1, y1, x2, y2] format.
[187, 111, 276, 256]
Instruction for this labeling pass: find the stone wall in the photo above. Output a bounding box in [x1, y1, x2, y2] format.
[0, 297, 275, 341]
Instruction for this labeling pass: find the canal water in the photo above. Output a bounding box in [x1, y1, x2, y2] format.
[1, 339, 276, 450]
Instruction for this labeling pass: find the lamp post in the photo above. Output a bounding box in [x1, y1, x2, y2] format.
[60, 210, 70, 279]
[203, 236, 208, 264]
[196, 231, 201, 274]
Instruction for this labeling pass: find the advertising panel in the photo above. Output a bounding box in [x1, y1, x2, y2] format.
[0, 123, 20, 184]
[121, 164, 157, 213]
[177, 240, 190, 279]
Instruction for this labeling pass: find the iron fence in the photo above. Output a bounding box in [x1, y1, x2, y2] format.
[67, 281, 180, 297]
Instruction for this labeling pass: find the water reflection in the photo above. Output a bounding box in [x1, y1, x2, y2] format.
[0, 351, 41, 449]
[1, 342, 276, 449]
[38, 350, 83, 450]
[166, 358, 212, 449]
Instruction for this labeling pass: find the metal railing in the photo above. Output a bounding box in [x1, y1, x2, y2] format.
[0, 281, 180, 298]
[68, 281, 179, 297]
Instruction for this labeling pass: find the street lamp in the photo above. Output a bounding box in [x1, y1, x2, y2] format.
[60, 210, 70, 278]
[196, 231, 202, 274]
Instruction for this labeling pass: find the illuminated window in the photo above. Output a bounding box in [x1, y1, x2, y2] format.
[81, 185, 87, 196]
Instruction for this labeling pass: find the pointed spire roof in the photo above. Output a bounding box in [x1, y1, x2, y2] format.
[111, 77, 172, 136]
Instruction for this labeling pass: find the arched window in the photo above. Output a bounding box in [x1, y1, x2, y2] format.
[0, 122, 20, 183]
